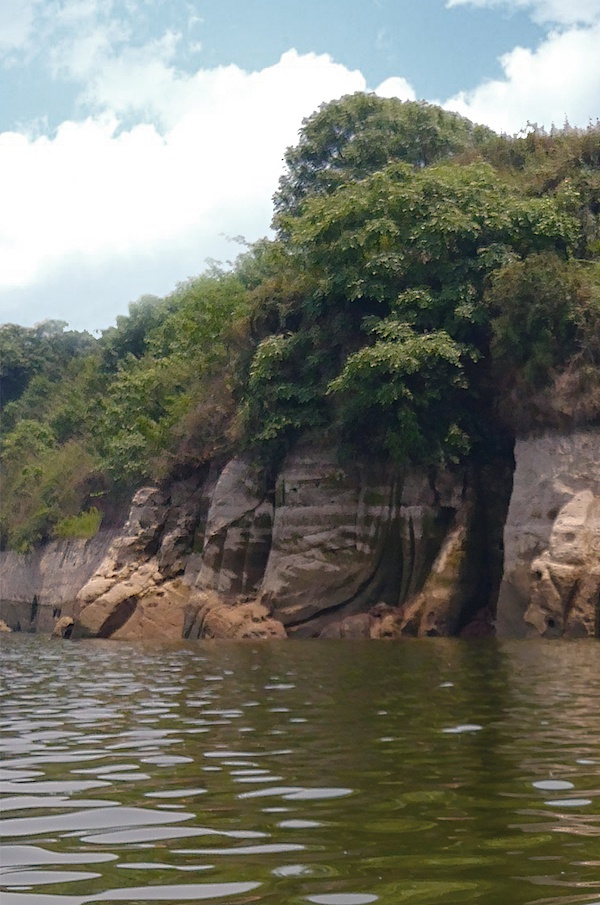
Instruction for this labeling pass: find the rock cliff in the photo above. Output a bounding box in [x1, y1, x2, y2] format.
[69, 444, 509, 640]
[3, 431, 598, 641]
[0, 530, 118, 632]
[496, 429, 600, 638]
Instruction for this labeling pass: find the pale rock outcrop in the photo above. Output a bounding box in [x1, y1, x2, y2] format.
[525, 491, 600, 637]
[497, 430, 600, 637]
[51, 616, 74, 638]
[109, 579, 193, 641]
[75, 478, 203, 639]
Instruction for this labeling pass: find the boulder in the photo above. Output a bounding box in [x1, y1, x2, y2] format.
[76, 477, 206, 639]
[185, 591, 286, 640]
[109, 580, 193, 641]
[524, 491, 600, 637]
[51, 616, 74, 638]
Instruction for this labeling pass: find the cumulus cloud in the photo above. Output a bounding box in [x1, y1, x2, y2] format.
[0, 49, 367, 327]
[444, 20, 600, 132]
[375, 77, 417, 101]
[446, 0, 600, 26]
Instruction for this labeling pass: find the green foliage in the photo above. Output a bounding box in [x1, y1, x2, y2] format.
[0, 439, 100, 552]
[92, 268, 253, 485]
[248, 156, 581, 456]
[329, 321, 474, 463]
[0, 320, 95, 407]
[274, 93, 492, 222]
[100, 295, 169, 370]
[488, 253, 579, 383]
[284, 162, 578, 301]
[54, 507, 103, 540]
[487, 256, 600, 428]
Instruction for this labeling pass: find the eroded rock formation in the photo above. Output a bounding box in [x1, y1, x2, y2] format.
[72, 444, 509, 640]
[7, 431, 597, 642]
[0, 530, 118, 632]
[497, 430, 600, 637]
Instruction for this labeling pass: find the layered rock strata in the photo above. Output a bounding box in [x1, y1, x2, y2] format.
[72, 445, 508, 640]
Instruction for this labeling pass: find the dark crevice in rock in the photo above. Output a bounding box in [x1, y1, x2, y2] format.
[97, 597, 138, 638]
[563, 577, 581, 628]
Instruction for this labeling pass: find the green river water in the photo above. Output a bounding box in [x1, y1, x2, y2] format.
[1, 635, 599, 905]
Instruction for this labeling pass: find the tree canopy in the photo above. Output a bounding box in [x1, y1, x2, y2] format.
[273, 93, 493, 222]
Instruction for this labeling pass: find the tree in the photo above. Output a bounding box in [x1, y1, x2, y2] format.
[247, 158, 580, 461]
[273, 93, 493, 223]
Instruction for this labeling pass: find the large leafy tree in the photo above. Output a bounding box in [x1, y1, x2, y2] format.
[273, 93, 493, 222]
[247, 159, 579, 461]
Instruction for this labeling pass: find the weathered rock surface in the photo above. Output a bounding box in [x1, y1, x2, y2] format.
[194, 456, 273, 597]
[497, 430, 600, 637]
[51, 616, 74, 638]
[10, 432, 574, 641]
[260, 449, 506, 638]
[184, 591, 286, 640]
[260, 448, 402, 633]
[51, 443, 511, 640]
[75, 477, 205, 639]
[0, 530, 119, 632]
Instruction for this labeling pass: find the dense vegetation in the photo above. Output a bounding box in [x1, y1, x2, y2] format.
[1, 95, 599, 552]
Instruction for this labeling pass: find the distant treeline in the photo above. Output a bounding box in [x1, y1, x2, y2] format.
[1, 94, 599, 552]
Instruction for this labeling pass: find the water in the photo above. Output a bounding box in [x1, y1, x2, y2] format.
[1, 636, 599, 905]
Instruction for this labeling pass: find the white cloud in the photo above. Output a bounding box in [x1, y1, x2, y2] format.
[0, 50, 367, 328]
[375, 77, 417, 101]
[446, 0, 600, 26]
[444, 21, 600, 132]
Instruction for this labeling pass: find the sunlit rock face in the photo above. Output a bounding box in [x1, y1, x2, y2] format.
[497, 430, 600, 638]
[75, 478, 205, 640]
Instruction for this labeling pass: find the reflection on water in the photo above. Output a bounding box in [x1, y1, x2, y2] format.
[1, 636, 599, 905]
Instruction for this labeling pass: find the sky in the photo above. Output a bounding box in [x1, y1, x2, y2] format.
[1, 0, 599, 332]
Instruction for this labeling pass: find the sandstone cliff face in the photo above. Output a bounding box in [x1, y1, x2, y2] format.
[496, 430, 600, 638]
[71, 445, 508, 641]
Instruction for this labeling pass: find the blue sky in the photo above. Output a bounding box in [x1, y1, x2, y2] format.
[1, 0, 598, 331]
